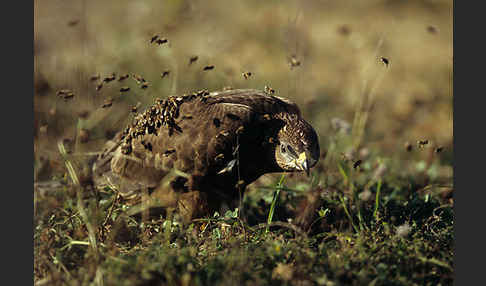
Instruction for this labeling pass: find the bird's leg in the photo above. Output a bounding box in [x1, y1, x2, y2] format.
[177, 191, 209, 223]
[146, 175, 209, 222]
[187, 173, 204, 191]
[147, 183, 179, 218]
[141, 187, 149, 222]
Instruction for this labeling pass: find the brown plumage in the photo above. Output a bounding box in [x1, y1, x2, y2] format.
[93, 89, 320, 221]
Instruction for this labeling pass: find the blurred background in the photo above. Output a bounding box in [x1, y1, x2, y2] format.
[34, 0, 453, 186]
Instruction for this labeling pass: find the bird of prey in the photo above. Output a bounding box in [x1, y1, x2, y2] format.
[93, 89, 320, 221]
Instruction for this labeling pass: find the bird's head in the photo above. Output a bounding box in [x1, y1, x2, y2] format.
[274, 116, 320, 176]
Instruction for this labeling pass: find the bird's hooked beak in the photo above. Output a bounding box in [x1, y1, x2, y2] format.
[295, 152, 310, 177]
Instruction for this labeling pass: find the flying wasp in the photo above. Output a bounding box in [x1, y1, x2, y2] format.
[380, 57, 389, 67]
[427, 25, 438, 34]
[132, 73, 146, 84]
[150, 34, 159, 43]
[264, 85, 275, 95]
[67, 19, 80, 27]
[288, 55, 301, 69]
[155, 38, 168, 45]
[203, 65, 214, 71]
[56, 89, 71, 96]
[417, 140, 429, 148]
[120, 87, 130, 92]
[118, 74, 130, 81]
[164, 148, 176, 157]
[161, 70, 170, 78]
[242, 72, 252, 79]
[57, 90, 75, 100]
[62, 92, 75, 100]
[103, 73, 116, 83]
[189, 56, 199, 65]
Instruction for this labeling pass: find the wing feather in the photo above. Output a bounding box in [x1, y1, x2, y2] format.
[94, 89, 301, 194]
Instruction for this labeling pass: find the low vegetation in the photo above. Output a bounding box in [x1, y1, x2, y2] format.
[34, 1, 453, 285]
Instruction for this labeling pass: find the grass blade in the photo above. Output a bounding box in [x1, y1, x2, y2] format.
[266, 174, 286, 233]
[373, 179, 382, 221]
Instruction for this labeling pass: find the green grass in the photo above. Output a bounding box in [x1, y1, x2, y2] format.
[34, 138, 453, 286]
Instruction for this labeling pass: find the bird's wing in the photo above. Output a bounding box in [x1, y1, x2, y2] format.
[93, 89, 301, 195]
[206, 89, 301, 116]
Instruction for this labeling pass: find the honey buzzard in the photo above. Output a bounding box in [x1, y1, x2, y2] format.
[93, 89, 320, 221]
